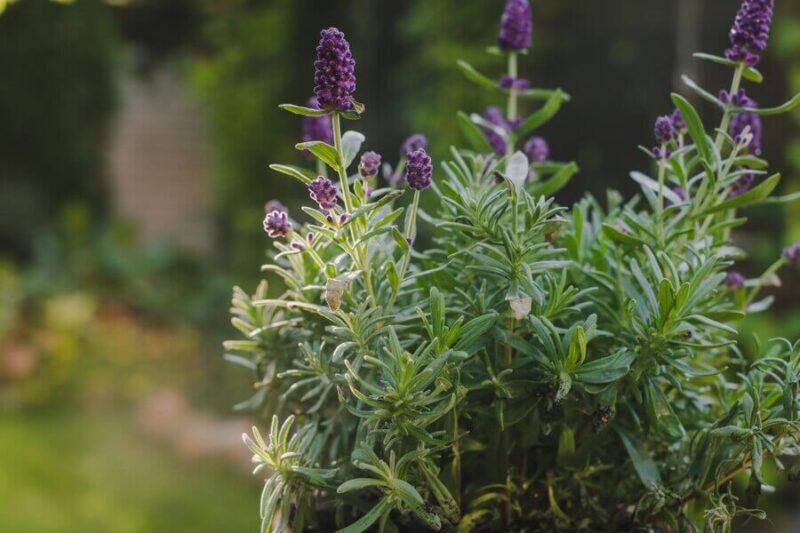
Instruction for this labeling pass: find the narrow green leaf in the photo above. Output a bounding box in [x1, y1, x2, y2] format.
[278, 103, 328, 117]
[671, 93, 712, 163]
[618, 429, 662, 488]
[457, 111, 494, 153]
[336, 498, 393, 533]
[269, 164, 316, 185]
[531, 161, 578, 197]
[518, 90, 566, 137]
[696, 173, 780, 216]
[736, 93, 800, 116]
[295, 140, 341, 171]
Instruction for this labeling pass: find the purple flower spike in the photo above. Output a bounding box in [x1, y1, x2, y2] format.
[481, 106, 508, 157]
[498, 0, 532, 51]
[524, 136, 549, 163]
[784, 243, 800, 267]
[358, 151, 381, 178]
[308, 176, 338, 211]
[725, 271, 745, 290]
[263, 210, 291, 238]
[264, 200, 287, 214]
[725, 0, 774, 66]
[405, 148, 433, 191]
[314, 28, 356, 111]
[302, 97, 333, 157]
[672, 187, 687, 203]
[654, 116, 674, 144]
[401, 134, 427, 157]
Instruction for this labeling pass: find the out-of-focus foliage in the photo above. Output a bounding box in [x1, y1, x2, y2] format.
[0, 0, 118, 259]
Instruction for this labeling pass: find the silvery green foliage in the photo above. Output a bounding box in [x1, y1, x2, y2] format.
[226, 8, 800, 533]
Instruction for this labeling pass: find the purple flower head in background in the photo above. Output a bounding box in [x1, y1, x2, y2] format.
[264, 200, 287, 214]
[672, 187, 687, 204]
[729, 174, 756, 197]
[263, 210, 291, 238]
[308, 176, 338, 211]
[314, 28, 356, 111]
[358, 151, 381, 178]
[405, 148, 433, 191]
[481, 106, 509, 157]
[725, 0, 774, 66]
[524, 136, 549, 163]
[670, 109, 687, 134]
[730, 111, 762, 155]
[499, 76, 531, 90]
[498, 0, 532, 51]
[401, 134, 427, 157]
[301, 97, 333, 159]
[651, 146, 672, 161]
[654, 116, 674, 144]
[725, 271, 745, 290]
[784, 243, 800, 267]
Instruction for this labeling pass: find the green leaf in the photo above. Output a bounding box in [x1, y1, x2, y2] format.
[618, 429, 662, 488]
[671, 93, 712, 163]
[692, 53, 762, 83]
[573, 351, 634, 384]
[681, 75, 724, 108]
[341, 130, 365, 168]
[456, 111, 494, 153]
[736, 93, 800, 116]
[531, 162, 578, 197]
[517, 90, 566, 137]
[696, 173, 780, 216]
[269, 164, 316, 185]
[295, 140, 340, 171]
[337, 478, 386, 493]
[456, 60, 499, 92]
[278, 103, 328, 117]
[601, 223, 644, 247]
[336, 498, 392, 533]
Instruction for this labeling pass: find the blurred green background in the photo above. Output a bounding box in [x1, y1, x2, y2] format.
[0, 0, 798, 531]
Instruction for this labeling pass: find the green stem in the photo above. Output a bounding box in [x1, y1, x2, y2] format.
[714, 64, 745, 152]
[386, 190, 420, 311]
[506, 52, 519, 157]
[331, 113, 354, 213]
[656, 148, 666, 245]
[746, 257, 786, 304]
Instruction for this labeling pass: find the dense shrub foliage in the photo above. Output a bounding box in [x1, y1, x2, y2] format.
[226, 1, 800, 530]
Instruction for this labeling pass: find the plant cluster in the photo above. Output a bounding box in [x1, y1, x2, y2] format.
[226, 0, 800, 530]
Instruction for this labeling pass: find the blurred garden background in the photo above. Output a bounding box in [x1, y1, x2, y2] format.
[0, 0, 798, 531]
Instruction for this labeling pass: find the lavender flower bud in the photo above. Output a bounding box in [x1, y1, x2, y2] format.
[338, 213, 349, 225]
[498, 0, 532, 52]
[306, 232, 316, 243]
[670, 109, 687, 134]
[358, 151, 381, 178]
[784, 243, 800, 267]
[725, 271, 745, 290]
[264, 200, 287, 214]
[725, 0, 774, 66]
[301, 97, 333, 158]
[524, 136, 549, 163]
[314, 28, 356, 111]
[405, 148, 433, 191]
[263, 210, 291, 238]
[308, 176, 338, 211]
[498, 76, 531, 90]
[481, 106, 508, 157]
[654, 116, 674, 144]
[291, 241, 305, 251]
[401, 134, 427, 157]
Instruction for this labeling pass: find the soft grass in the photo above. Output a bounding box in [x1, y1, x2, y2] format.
[0, 412, 259, 532]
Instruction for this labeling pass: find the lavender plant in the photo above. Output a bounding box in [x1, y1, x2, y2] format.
[227, 1, 800, 530]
